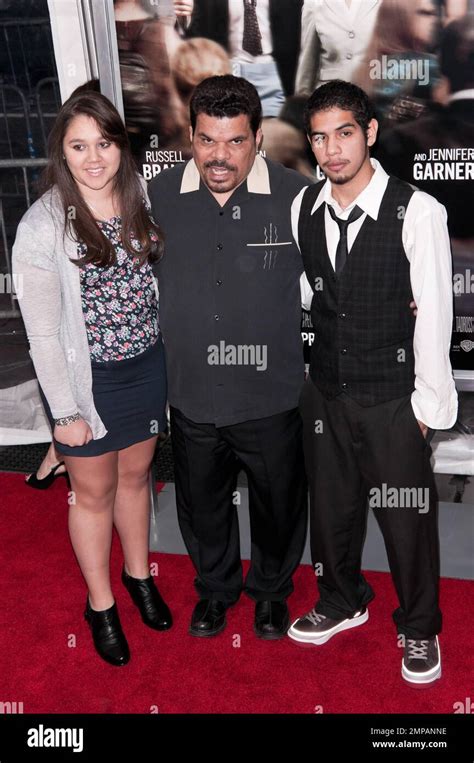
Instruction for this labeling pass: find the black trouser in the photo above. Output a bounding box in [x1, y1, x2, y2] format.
[170, 406, 308, 605]
[300, 377, 441, 640]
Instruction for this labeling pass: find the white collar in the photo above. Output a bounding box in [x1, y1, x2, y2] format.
[180, 153, 271, 195]
[448, 89, 474, 104]
[324, 0, 379, 21]
[311, 158, 389, 220]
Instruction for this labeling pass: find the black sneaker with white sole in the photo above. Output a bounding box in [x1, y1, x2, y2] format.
[287, 607, 368, 645]
[402, 636, 441, 685]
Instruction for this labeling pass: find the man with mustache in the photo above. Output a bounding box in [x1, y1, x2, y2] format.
[288, 80, 457, 685]
[148, 75, 308, 639]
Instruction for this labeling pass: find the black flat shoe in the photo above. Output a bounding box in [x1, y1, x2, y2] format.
[254, 600, 290, 640]
[189, 599, 227, 637]
[84, 598, 130, 666]
[25, 461, 69, 490]
[121, 567, 172, 631]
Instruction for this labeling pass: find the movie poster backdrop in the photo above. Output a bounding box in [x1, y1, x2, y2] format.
[113, 0, 474, 372]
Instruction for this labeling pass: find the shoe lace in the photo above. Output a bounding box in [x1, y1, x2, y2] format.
[306, 609, 326, 626]
[407, 639, 430, 660]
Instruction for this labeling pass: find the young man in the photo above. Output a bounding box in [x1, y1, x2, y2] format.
[148, 75, 308, 640]
[289, 80, 457, 685]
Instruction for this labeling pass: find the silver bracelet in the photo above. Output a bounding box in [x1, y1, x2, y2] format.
[54, 412, 81, 427]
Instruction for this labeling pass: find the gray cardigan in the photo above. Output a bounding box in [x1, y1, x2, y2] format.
[12, 178, 151, 441]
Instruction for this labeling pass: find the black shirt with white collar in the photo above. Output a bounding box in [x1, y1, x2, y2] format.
[148, 155, 307, 426]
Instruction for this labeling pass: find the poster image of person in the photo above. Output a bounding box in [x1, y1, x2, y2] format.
[114, 1, 236, 178]
[114, 0, 194, 158]
[186, 0, 304, 116]
[353, 0, 442, 126]
[162, 37, 232, 158]
[375, 14, 474, 370]
[141, 37, 232, 178]
[295, 0, 381, 94]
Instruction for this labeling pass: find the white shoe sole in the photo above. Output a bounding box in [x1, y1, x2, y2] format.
[402, 637, 442, 685]
[288, 609, 369, 645]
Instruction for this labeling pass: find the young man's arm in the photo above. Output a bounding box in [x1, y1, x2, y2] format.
[403, 193, 458, 430]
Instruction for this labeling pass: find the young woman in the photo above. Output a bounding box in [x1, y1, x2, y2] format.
[12, 89, 171, 667]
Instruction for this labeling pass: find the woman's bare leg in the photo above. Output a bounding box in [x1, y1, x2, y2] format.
[63, 451, 118, 610]
[113, 436, 158, 579]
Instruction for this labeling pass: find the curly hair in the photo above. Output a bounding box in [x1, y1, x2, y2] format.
[190, 75, 262, 135]
[304, 80, 375, 135]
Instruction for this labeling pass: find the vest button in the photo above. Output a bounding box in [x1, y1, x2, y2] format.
[217, 243, 223, 250]
[341, 348, 348, 355]
[214, 314, 219, 321]
[216, 279, 223, 286]
[339, 313, 346, 319]
[342, 382, 348, 389]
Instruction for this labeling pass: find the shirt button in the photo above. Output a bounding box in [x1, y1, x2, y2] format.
[214, 314, 219, 321]
[217, 243, 223, 250]
[346, 52, 353, 59]
[216, 279, 223, 286]
[348, 30, 355, 38]
[341, 348, 348, 355]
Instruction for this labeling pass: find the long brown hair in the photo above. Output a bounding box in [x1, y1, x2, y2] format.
[41, 89, 162, 268]
[354, 0, 439, 94]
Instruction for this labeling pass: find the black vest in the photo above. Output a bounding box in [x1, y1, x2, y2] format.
[298, 176, 416, 406]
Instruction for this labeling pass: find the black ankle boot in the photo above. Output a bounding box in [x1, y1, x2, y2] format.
[122, 566, 172, 631]
[84, 598, 130, 666]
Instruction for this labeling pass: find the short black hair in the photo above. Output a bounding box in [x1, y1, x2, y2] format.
[304, 80, 375, 135]
[190, 75, 262, 135]
[440, 14, 474, 92]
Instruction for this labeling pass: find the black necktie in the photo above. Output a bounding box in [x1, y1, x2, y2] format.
[326, 203, 364, 275]
[243, 0, 263, 57]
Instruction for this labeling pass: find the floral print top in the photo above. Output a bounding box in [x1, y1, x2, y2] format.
[79, 216, 159, 362]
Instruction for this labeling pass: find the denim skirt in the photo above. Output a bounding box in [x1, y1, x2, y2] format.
[39, 335, 167, 458]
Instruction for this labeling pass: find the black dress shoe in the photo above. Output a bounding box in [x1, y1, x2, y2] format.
[84, 599, 130, 666]
[190, 599, 227, 637]
[254, 600, 290, 640]
[122, 567, 172, 631]
[25, 461, 69, 490]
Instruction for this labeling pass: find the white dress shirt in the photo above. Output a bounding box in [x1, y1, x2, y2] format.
[292, 159, 458, 430]
[228, 0, 274, 63]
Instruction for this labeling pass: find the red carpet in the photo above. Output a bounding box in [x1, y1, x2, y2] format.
[0, 471, 472, 714]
